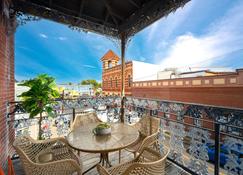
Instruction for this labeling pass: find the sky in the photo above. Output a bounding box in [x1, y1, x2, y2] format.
[15, 0, 243, 83]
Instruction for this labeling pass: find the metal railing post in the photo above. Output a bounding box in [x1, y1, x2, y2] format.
[214, 123, 220, 175]
[72, 108, 76, 122]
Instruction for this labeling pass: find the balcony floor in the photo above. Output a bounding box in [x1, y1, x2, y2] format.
[13, 150, 190, 175]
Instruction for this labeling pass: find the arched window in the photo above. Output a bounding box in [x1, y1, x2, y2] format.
[108, 61, 112, 68]
[110, 78, 112, 87]
[128, 75, 132, 87]
[115, 77, 118, 87]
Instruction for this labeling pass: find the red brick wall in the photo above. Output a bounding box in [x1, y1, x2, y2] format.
[0, 12, 15, 170]
[102, 61, 133, 96]
[132, 71, 243, 108]
[132, 86, 243, 108]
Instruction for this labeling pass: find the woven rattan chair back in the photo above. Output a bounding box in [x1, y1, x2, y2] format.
[125, 148, 169, 175]
[137, 131, 159, 153]
[71, 112, 101, 130]
[13, 136, 82, 175]
[134, 115, 160, 136]
[97, 147, 170, 175]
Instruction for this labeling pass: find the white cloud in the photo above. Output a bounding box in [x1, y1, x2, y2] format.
[82, 64, 96, 69]
[146, 0, 196, 43]
[157, 1, 243, 69]
[39, 33, 48, 38]
[58, 36, 67, 41]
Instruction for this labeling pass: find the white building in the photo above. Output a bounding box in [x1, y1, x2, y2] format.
[132, 61, 161, 81]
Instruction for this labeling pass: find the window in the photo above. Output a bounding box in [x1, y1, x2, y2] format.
[108, 61, 112, 68]
[128, 75, 132, 87]
[116, 78, 118, 87]
[110, 78, 112, 87]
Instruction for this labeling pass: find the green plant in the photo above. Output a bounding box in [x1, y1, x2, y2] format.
[80, 79, 101, 92]
[95, 122, 111, 129]
[18, 74, 60, 140]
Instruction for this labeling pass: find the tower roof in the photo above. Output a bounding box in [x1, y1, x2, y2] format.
[101, 50, 120, 62]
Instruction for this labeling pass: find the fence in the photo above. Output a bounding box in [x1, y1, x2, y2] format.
[7, 96, 243, 175]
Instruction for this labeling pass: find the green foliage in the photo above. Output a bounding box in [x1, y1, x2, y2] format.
[81, 79, 101, 90]
[18, 74, 60, 118]
[18, 74, 60, 139]
[95, 122, 111, 129]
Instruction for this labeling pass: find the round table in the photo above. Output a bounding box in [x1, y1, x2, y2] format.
[67, 123, 139, 173]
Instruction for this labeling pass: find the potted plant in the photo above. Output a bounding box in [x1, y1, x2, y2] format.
[93, 122, 111, 135]
[18, 74, 60, 140]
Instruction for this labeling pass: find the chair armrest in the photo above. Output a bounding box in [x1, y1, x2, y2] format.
[36, 159, 82, 173]
[97, 164, 110, 175]
[33, 137, 68, 145]
[135, 147, 161, 161]
[136, 131, 159, 153]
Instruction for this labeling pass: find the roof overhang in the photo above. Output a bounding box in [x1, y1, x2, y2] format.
[12, 0, 190, 38]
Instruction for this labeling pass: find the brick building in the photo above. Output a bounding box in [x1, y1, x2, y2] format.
[132, 69, 243, 108]
[101, 50, 243, 108]
[101, 50, 160, 96]
[0, 1, 15, 169]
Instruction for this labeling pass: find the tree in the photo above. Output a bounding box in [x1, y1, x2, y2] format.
[18, 74, 60, 140]
[81, 79, 101, 91]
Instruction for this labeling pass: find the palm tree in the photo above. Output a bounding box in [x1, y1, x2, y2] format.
[18, 74, 60, 140]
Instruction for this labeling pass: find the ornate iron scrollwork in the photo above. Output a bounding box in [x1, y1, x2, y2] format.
[8, 102, 26, 116]
[187, 127, 212, 174]
[204, 107, 243, 125]
[223, 137, 243, 175]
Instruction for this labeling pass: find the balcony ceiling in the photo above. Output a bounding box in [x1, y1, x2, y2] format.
[12, 0, 190, 38]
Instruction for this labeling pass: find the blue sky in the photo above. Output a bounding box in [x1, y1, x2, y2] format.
[15, 0, 243, 83]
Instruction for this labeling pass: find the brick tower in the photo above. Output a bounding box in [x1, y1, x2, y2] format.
[101, 50, 120, 70]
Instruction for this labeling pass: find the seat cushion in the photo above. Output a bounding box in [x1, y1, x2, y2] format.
[37, 152, 54, 163]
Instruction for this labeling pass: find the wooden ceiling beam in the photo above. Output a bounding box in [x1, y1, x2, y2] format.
[79, 0, 85, 17]
[13, 0, 118, 36]
[102, 0, 119, 26]
[49, 0, 52, 7]
[128, 0, 140, 8]
[119, 0, 190, 34]
[104, 9, 109, 25]
[103, 0, 124, 21]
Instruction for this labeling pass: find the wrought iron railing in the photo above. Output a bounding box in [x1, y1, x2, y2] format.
[7, 96, 123, 139]
[7, 96, 243, 175]
[125, 97, 243, 175]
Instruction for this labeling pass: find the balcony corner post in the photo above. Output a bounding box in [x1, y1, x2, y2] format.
[120, 32, 127, 123]
[214, 122, 220, 175]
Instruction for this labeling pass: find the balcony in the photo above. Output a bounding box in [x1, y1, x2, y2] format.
[1, 0, 243, 174]
[7, 96, 243, 175]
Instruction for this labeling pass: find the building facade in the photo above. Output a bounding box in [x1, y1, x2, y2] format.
[132, 69, 243, 108]
[101, 50, 243, 108]
[57, 84, 94, 98]
[101, 50, 160, 96]
[101, 50, 133, 96]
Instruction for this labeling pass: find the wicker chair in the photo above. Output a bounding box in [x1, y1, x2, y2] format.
[71, 112, 102, 155]
[97, 147, 170, 175]
[13, 136, 82, 175]
[125, 115, 160, 157]
[71, 112, 101, 131]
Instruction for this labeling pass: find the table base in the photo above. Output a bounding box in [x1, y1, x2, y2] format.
[82, 152, 111, 175]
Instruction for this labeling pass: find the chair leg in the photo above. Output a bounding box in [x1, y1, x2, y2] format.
[119, 150, 121, 163]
